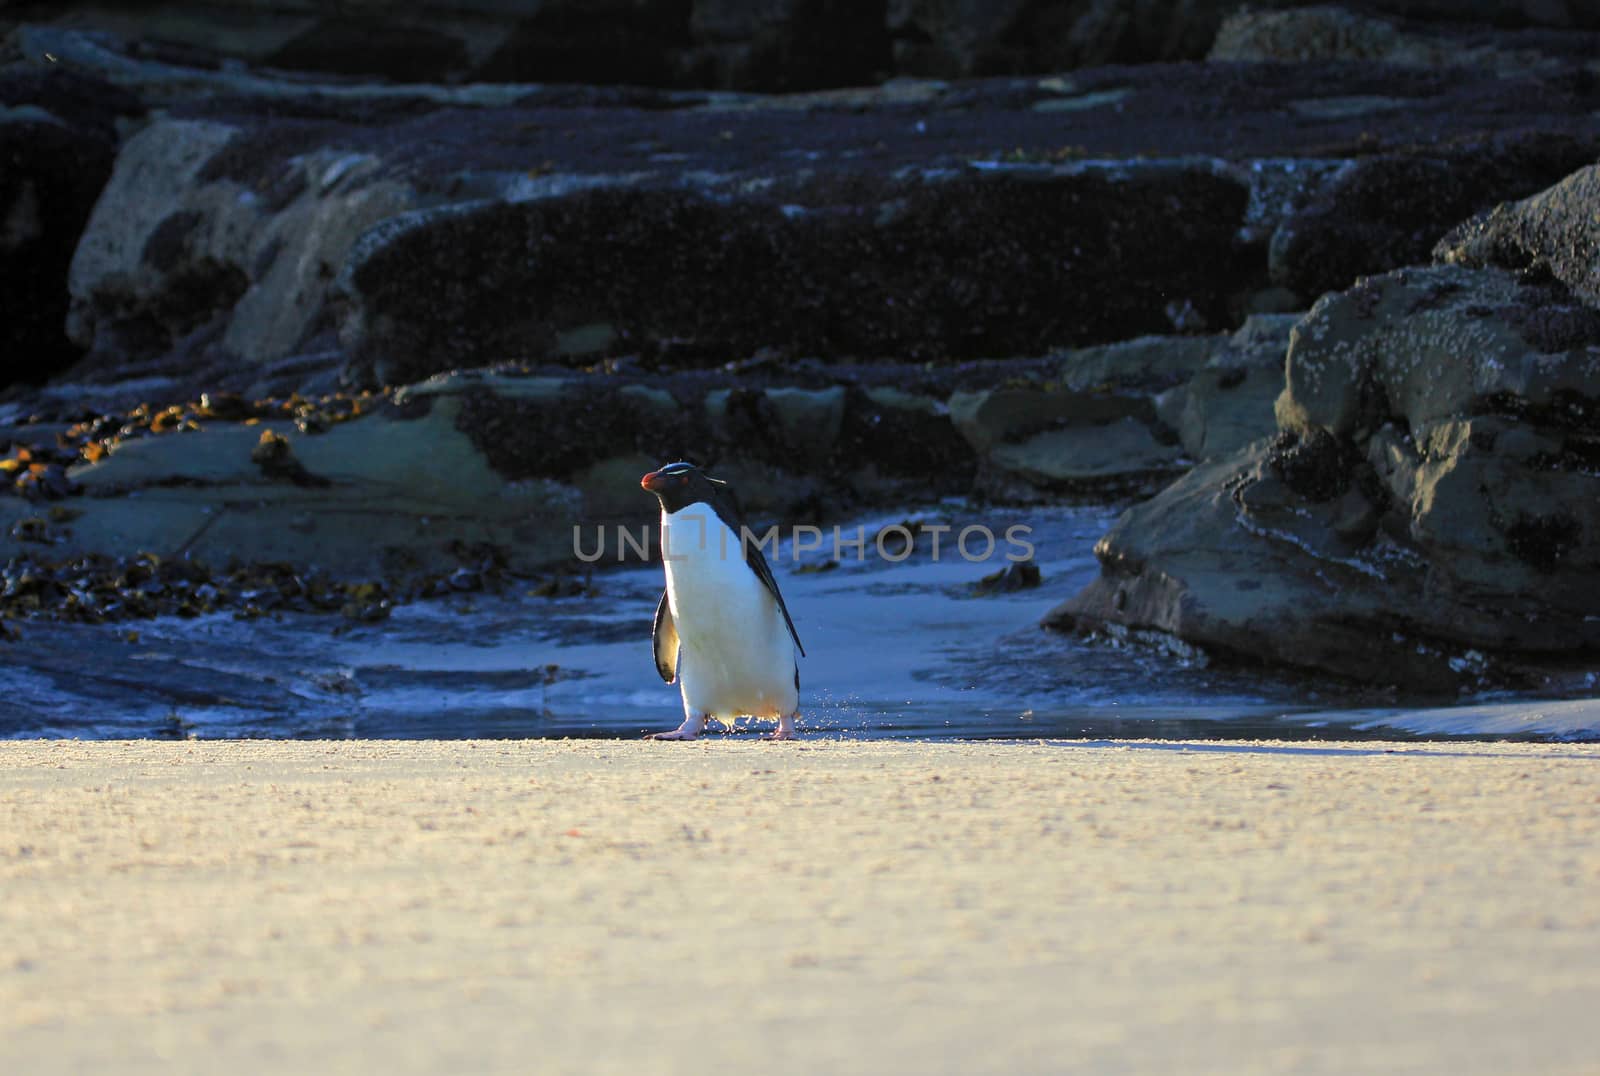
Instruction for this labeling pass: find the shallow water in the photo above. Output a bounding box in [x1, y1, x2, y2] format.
[5, 504, 1598, 741]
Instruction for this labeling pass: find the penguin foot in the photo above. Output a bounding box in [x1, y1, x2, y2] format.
[764, 713, 798, 741]
[647, 713, 708, 741]
[646, 727, 701, 740]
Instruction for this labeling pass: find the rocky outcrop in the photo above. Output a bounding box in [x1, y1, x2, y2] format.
[13, 2, 1597, 92]
[1158, 314, 1297, 461]
[951, 334, 1212, 497]
[339, 167, 1252, 385]
[9, 8, 1600, 659]
[1049, 264, 1600, 691]
[0, 394, 579, 578]
[888, 0, 1243, 77]
[1211, 5, 1600, 73]
[901, 1, 1600, 79]
[1, 330, 1300, 579]
[405, 366, 977, 515]
[0, 364, 990, 574]
[950, 316, 1293, 497]
[1212, 6, 1418, 64]
[65, 116, 413, 379]
[1268, 133, 1600, 302]
[9, 0, 887, 94]
[1436, 163, 1600, 310]
[36, 19, 1599, 399]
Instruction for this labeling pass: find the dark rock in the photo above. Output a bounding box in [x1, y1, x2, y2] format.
[949, 331, 1281, 496]
[0, 549, 427, 627]
[265, 17, 471, 84]
[1212, 5, 1600, 69]
[446, 567, 482, 592]
[62, 116, 416, 380]
[1050, 263, 1600, 691]
[687, 0, 892, 92]
[976, 416, 1186, 500]
[837, 385, 974, 486]
[2, 444, 79, 501]
[41, 25, 1599, 396]
[0, 398, 579, 578]
[198, 391, 254, 421]
[1157, 313, 1296, 461]
[406, 367, 974, 516]
[1436, 163, 1600, 310]
[9, 516, 50, 543]
[141, 210, 206, 273]
[1372, 0, 1599, 28]
[250, 428, 329, 487]
[450, 376, 675, 480]
[1504, 510, 1582, 573]
[0, 361, 976, 576]
[1268, 427, 1354, 503]
[0, 68, 131, 388]
[1270, 132, 1600, 300]
[477, 2, 695, 87]
[15, 1, 1600, 95]
[1276, 265, 1600, 439]
[1212, 6, 1415, 64]
[0, 64, 143, 142]
[340, 169, 1253, 385]
[973, 560, 1041, 594]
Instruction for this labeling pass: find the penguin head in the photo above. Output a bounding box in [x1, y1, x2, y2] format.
[641, 461, 725, 513]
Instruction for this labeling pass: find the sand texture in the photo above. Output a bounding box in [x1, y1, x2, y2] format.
[2, 739, 1598, 1074]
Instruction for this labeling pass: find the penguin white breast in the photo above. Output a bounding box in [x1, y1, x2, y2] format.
[660, 505, 797, 719]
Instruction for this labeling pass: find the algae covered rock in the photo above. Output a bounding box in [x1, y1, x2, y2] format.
[1268, 134, 1599, 301]
[35, 15, 1600, 402]
[0, 396, 579, 577]
[338, 166, 1251, 385]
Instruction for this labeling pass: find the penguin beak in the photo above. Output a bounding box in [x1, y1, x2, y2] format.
[640, 469, 670, 493]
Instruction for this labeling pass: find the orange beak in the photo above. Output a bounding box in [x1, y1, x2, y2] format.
[640, 469, 671, 493]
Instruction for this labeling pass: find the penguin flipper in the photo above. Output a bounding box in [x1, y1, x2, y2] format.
[744, 543, 805, 658]
[707, 478, 804, 659]
[652, 589, 679, 683]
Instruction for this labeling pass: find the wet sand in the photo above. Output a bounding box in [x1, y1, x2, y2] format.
[2, 738, 1597, 1074]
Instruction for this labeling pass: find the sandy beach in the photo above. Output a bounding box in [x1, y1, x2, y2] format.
[2, 738, 1597, 1074]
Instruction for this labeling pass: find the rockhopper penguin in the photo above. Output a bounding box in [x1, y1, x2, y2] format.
[640, 462, 804, 740]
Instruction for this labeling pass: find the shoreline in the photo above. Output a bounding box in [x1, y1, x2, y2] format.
[3, 738, 1598, 1074]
